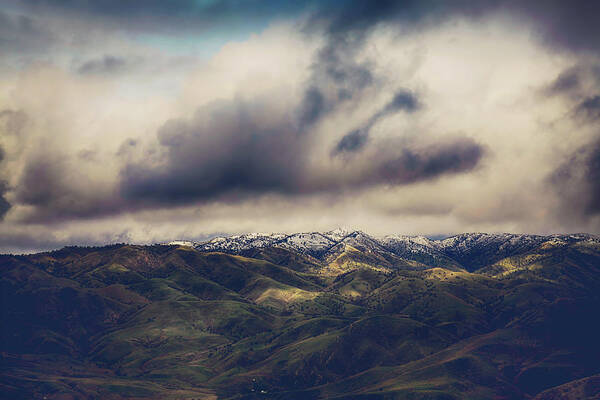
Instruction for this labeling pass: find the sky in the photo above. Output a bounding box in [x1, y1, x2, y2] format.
[2, 0, 600, 253]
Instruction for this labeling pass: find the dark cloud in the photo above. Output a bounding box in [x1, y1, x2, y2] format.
[16, 157, 67, 208]
[1, 111, 119, 223]
[0, 147, 10, 220]
[297, 32, 375, 130]
[370, 138, 484, 185]
[546, 67, 582, 95]
[317, 1, 452, 36]
[77, 55, 128, 75]
[3, 86, 478, 223]
[119, 95, 481, 209]
[0, 180, 11, 220]
[385, 91, 419, 113]
[515, 1, 600, 54]
[576, 96, 600, 122]
[314, 1, 600, 54]
[541, 64, 600, 153]
[550, 138, 600, 219]
[588, 144, 600, 215]
[333, 90, 420, 155]
[0, 10, 55, 53]
[334, 129, 367, 154]
[14, 154, 121, 222]
[120, 98, 308, 205]
[298, 86, 326, 129]
[0, 110, 26, 221]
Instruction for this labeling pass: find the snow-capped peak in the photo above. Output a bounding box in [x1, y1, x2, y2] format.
[320, 228, 353, 242]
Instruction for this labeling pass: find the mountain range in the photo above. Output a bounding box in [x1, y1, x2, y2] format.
[187, 229, 597, 272]
[2, 230, 600, 399]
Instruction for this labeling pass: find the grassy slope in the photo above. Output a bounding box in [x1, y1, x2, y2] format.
[1, 241, 600, 399]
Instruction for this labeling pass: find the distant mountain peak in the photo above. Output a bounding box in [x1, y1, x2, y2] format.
[327, 227, 353, 235]
[188, 230, 599, 272]
[323, 227, 355, 241]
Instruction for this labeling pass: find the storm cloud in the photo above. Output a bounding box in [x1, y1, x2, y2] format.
[0, 148, 10, 220]
[297, 30, 375, 131]
[120, 94, 481, 208]
[576, 96, 600, 122]
[333, 90, 420, 155]
[550, 139, 600, 220]
[544, 62, 600, 223]
[313, 0, 600, 54]
[545, 67, 582, 95]
[14, 153, 121, 222]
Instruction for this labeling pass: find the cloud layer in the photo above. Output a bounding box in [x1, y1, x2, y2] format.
[1, 1, 600, 252]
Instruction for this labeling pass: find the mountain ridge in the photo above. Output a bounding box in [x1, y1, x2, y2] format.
[182, 230, 600, 272]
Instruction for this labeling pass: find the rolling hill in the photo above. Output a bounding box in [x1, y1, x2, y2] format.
[1, 231, 600, 399]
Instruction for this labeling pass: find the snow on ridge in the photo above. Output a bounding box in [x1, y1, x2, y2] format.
[196, 232, 287, 252]
[189, 230, 599, 259]
[323, 228, 353, 242]
[383, 234, 435, 247]
[193, 229, 376, 255]
[434, 232, 543, 249]
[280, 232, 335, 251]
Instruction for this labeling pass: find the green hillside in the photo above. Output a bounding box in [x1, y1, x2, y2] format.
[1, 239, 600, 399]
